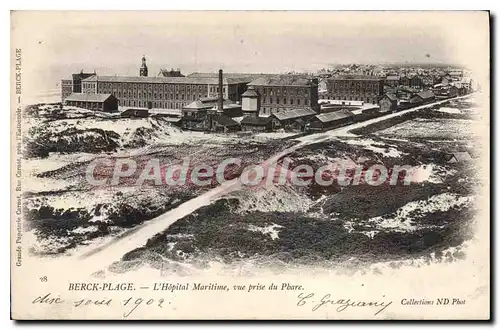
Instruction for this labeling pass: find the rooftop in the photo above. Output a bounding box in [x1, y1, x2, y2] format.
[382, 93, 398, 101]
[249, 75, 315, 87]
[272, 108, 317, 121]
[82, 75, 248, 85]
[240, 116, 271, 125]
[214, 115, 240, 127]
[158, 69, 185, 78]
[415, 90, 435, 100]
[64, 93, 114, 102]
[183, 98, 241, 111]
[329, 75, 384, 81]
[315, 109, 354, 123]
[187, 72, 277, 83]
[72, 72, 96, 80]
[241, 86, 259, 98]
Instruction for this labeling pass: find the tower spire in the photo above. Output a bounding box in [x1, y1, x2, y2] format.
[140, 55, 148, 77]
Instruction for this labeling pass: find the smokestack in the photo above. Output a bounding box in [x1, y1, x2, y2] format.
[218, 69, 224, 111]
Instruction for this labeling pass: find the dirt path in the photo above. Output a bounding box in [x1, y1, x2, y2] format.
[76, 95, 471, 272]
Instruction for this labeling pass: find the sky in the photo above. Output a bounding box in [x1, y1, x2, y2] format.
[11, 11, 489, 102]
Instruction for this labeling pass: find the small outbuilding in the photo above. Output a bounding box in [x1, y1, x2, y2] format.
[240, 116, 273, 132]
[272, 108, 317, 131]
[64, 93, 118, 112]
[379, 93, 398, 113]
[308, 109, 355, 131]
[210, 115, 241, 133]
[410, 90, 435, 105]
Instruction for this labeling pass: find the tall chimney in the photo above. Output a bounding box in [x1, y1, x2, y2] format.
[218, 69, 224, 111]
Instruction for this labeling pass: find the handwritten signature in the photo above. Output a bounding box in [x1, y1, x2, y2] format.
[296, 292, 393, 315]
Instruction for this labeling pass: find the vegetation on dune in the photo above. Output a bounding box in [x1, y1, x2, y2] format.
[26, 127, 121, 158]
[25, 191, 193, 254]
[124, 196, 475, 265]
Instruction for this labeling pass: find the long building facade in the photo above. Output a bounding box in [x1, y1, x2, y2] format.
[81, 76, 226, 109]
[71, 57, 250, 110]
[247, 76, 319, 117]
[326, 75, 384, 104]
[66, 57, 321, 114]
[80, 65, 252, 110]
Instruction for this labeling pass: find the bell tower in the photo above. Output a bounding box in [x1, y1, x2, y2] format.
[140, 55, 148, 77]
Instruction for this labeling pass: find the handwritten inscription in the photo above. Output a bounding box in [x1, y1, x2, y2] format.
[32, 293, 165, 318]
[296, 292, 393, 315]
[30, 282, 466, 318]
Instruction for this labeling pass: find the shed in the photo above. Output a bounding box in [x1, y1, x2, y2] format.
[379, 93, 398, 113]
[271, 108, 317, 130]
[410, 90, 435, 105]
[210, 115, 241, 133]
[240, 116, 272, 132]
[64, 93, 118, 112]
[308, 109, 355, 130]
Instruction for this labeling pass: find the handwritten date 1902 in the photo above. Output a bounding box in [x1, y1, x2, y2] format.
[122, 297, 165, 318]
[32, 293, 166, 318]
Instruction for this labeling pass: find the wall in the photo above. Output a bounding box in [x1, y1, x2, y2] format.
[326, 78, 384, 104]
